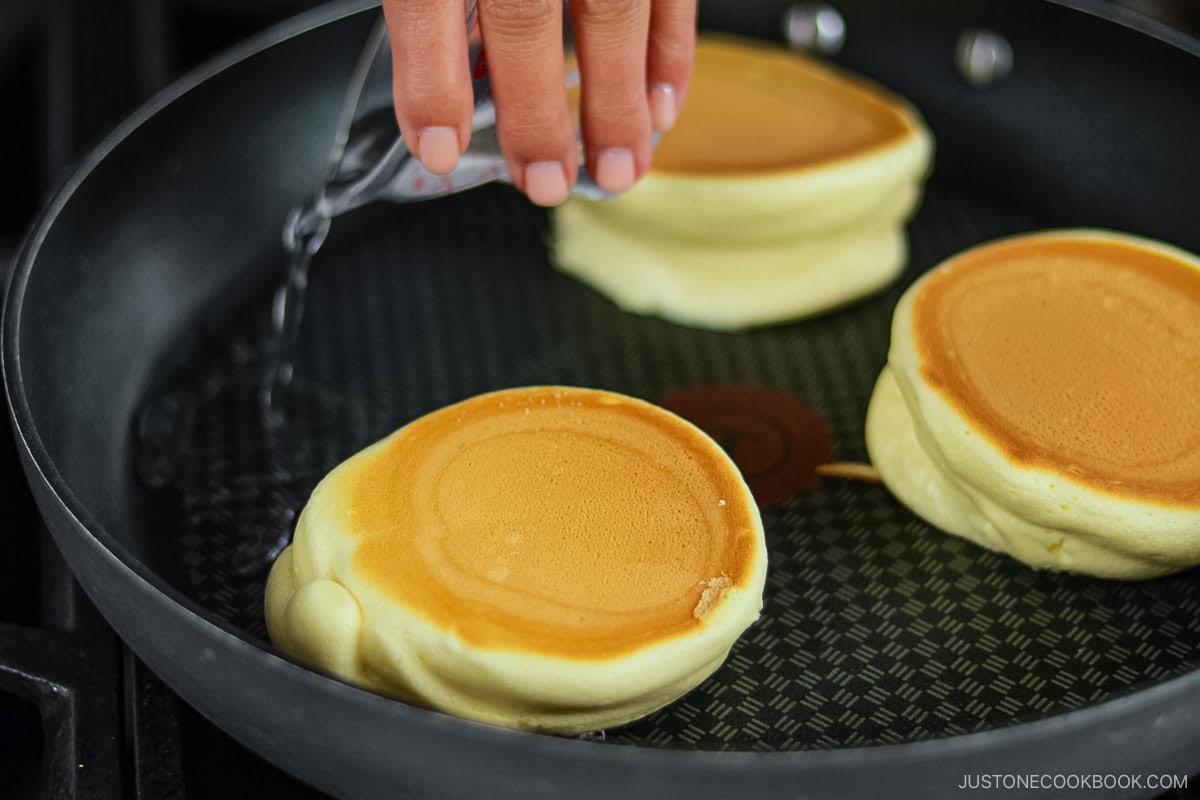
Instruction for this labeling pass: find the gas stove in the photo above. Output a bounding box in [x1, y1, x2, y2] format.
[0, 248, 327, 798]
[1, 5, 335, 796]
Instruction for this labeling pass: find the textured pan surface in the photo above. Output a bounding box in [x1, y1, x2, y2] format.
[135, 181, 1200, 752]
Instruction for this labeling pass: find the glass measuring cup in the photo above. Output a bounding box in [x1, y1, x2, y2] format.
[304, 0, 609, 230]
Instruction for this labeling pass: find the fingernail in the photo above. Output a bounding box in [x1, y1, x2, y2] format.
[524, 161, 570, 206]
[417, 126, 460, 175]
[595, 148, 637, 194]
[650, 83, 678, 132]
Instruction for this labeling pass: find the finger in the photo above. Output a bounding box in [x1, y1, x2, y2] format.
[381, 0, 472, 175]
[646, 0, 696, 132]
[569, 0, 652, 194]
[478, 0, 576, 207]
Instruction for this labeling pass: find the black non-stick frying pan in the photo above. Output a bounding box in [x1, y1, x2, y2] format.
[6, 0, 1200, 798]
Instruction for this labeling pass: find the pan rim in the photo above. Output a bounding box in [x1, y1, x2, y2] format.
[5, 0, 1200, 783]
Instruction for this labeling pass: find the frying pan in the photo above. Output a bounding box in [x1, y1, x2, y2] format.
[6, 0, 1200, 797]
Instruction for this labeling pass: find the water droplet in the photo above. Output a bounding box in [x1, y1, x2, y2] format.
[261, 197, 333, 417]
[231, 535, 290, 577]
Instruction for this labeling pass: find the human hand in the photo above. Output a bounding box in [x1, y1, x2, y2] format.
[380, 0, 696, 206]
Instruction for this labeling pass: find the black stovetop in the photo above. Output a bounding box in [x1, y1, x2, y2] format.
[4, 2, 1200, 799]
[1, 5, 337, 796]
[0, 265, 332, 798]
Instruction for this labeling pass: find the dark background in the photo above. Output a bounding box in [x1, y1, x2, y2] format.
[0, 0, 331, 260]
[0, 3, 328, 798]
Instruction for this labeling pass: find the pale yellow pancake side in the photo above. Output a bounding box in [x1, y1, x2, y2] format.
[551, 35, 933, 330]
[266, 386, 768, 731]
[867, 230, 1200, 579]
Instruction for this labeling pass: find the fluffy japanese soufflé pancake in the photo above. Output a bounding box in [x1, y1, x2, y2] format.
[265, 386, 767, 732]
[866, 230, 1200, 579]
[551, 34, 933, 330]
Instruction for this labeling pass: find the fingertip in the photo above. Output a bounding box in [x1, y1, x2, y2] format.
[594, 148, 637, 193]
[416, 126, 461, 175]
[381, 0, 473, 174]
[647, 0, 697, 130]
[649, 82, 678, 132]
[523, 161, 571, 206]
[477, 0, 579, 204]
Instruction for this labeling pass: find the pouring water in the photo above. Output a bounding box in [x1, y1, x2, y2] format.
[261, 3, 617, 414]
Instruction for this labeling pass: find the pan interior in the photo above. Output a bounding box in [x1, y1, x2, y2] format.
[133, 180, 1200, 752]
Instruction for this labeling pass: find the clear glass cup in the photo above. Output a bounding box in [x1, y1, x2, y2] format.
[311, 0, 607, 223]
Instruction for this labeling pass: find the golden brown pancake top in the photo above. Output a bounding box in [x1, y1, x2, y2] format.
[914, 233, 1200, 506]
[649, 36, 913, 176]
[334, 387, 759, 658]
